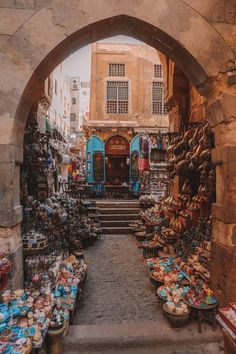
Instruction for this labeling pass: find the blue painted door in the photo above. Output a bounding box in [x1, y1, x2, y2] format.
[130, 135, 140, 194]
[86, 135, 105, 191]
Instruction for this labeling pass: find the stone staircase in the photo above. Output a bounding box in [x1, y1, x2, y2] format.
[96, 200, 140, 235]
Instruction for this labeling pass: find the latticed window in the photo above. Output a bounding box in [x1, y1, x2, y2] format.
[109, 63, 125, 77]
[107, 81, 129, 114]
[154, 64, 162, 78]
[152, 81, 164, 114]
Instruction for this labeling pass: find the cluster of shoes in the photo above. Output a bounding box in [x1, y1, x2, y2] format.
[161, 227, 179, 243]
[139, 233, 166, 251]
[129, 221, 145, 233]
[140, 204, 162, 224]
[139, 195, 156, 209]
[187, 247, 210, 282]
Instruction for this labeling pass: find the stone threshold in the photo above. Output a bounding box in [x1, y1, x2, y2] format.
[63, 321, 222, 352]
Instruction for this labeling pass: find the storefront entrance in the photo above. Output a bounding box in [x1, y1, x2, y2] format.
[106, 156, 129, 184]
[105, 135, 130, 185]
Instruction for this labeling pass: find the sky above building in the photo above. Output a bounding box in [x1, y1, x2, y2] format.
[63, 35, 142, 81]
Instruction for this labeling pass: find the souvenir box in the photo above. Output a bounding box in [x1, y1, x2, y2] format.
[229, 302, 236, 311]
[218, 306, 236, 335]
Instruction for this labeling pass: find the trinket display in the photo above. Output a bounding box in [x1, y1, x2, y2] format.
[0, 253, 87, 353]
[55, 255, 87, 312]
[184, 281, 217, 308]
[164, 301, 189, 315]
[157, 284, 190, 303]
[163, 301, 190, 327]
[22, 231, 48, 254]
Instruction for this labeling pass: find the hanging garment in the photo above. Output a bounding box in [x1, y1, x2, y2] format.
[138, 157, 150, 171]
[162, 134, 167, 150]
[157, 133, 162, 150]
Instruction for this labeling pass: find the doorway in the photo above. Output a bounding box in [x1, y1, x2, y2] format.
[105, 135, 130, 185]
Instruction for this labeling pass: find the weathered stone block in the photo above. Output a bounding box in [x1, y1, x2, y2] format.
[0, 34, 10, 46]
[211, 240, 236, 306]
[0, 223, 22, 252]
[15, 0, 35, 9]
[8, 244, 23, 290]
[207, 93, 236, 127]
[212, 218, 236, 247]
[206, 99, 225, 127]
[0, 8, 35, 35]
[0, 0, 15, 7]
[0, 205, 23, 227]
[212, 199, 236, 224]
[0, 144, 23, 163]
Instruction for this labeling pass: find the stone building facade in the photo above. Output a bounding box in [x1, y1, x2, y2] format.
[47, 62, 71, 140]
[87, 42, 169, 140]
[0, 0, 236, 305]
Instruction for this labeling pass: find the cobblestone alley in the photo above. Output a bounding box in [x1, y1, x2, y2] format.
[75, 233, 160, 324]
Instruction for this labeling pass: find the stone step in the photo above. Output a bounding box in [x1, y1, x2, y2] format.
[96, 201, 140, 209]
[100, 208, 140, 215]
[100, 213, 140, 221]
[101, 227, 132, 234]
[100, 220, 132, 227]
[63, 322, 222, 354]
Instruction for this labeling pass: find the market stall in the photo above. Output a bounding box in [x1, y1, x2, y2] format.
[130, 122, 221, 331]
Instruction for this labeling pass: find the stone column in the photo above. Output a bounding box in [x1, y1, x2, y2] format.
[0, 144, 23, 289]
[207, 93, 236, 305]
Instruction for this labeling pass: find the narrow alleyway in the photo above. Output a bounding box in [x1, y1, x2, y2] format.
[75, 233, 159, 324]
[69, 232, 223, 354]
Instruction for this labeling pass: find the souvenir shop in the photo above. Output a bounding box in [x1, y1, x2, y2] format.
[131, 121, 236, 349]
[0, 118, 100, 353]
[85, 131, 172, 197]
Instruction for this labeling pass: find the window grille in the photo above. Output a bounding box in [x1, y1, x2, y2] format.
[152, 81, 164, 114]
[154, 64, 162, 78]
[107, 81, 129, 114]
[109, 63, 125, 77]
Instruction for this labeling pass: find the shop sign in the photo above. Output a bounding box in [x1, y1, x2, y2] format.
[105, 136, 129, 155]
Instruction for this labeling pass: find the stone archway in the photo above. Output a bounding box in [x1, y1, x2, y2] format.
[0, 0, 236, 303]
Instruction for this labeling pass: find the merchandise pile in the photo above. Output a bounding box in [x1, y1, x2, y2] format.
[130, 122, 218, 329]
[2, 188, 99, 351]
[22, 195, 100, 256]
[217, 303, 236, 344]
[0, 255, 87, 353]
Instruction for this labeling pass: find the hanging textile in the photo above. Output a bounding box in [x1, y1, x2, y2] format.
[138, 157, 150, 171]
[138, 134, 151, 171]
[156, 132, 162, 150]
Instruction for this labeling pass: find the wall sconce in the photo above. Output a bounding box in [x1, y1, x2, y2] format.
[126, 157, 130, 165]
